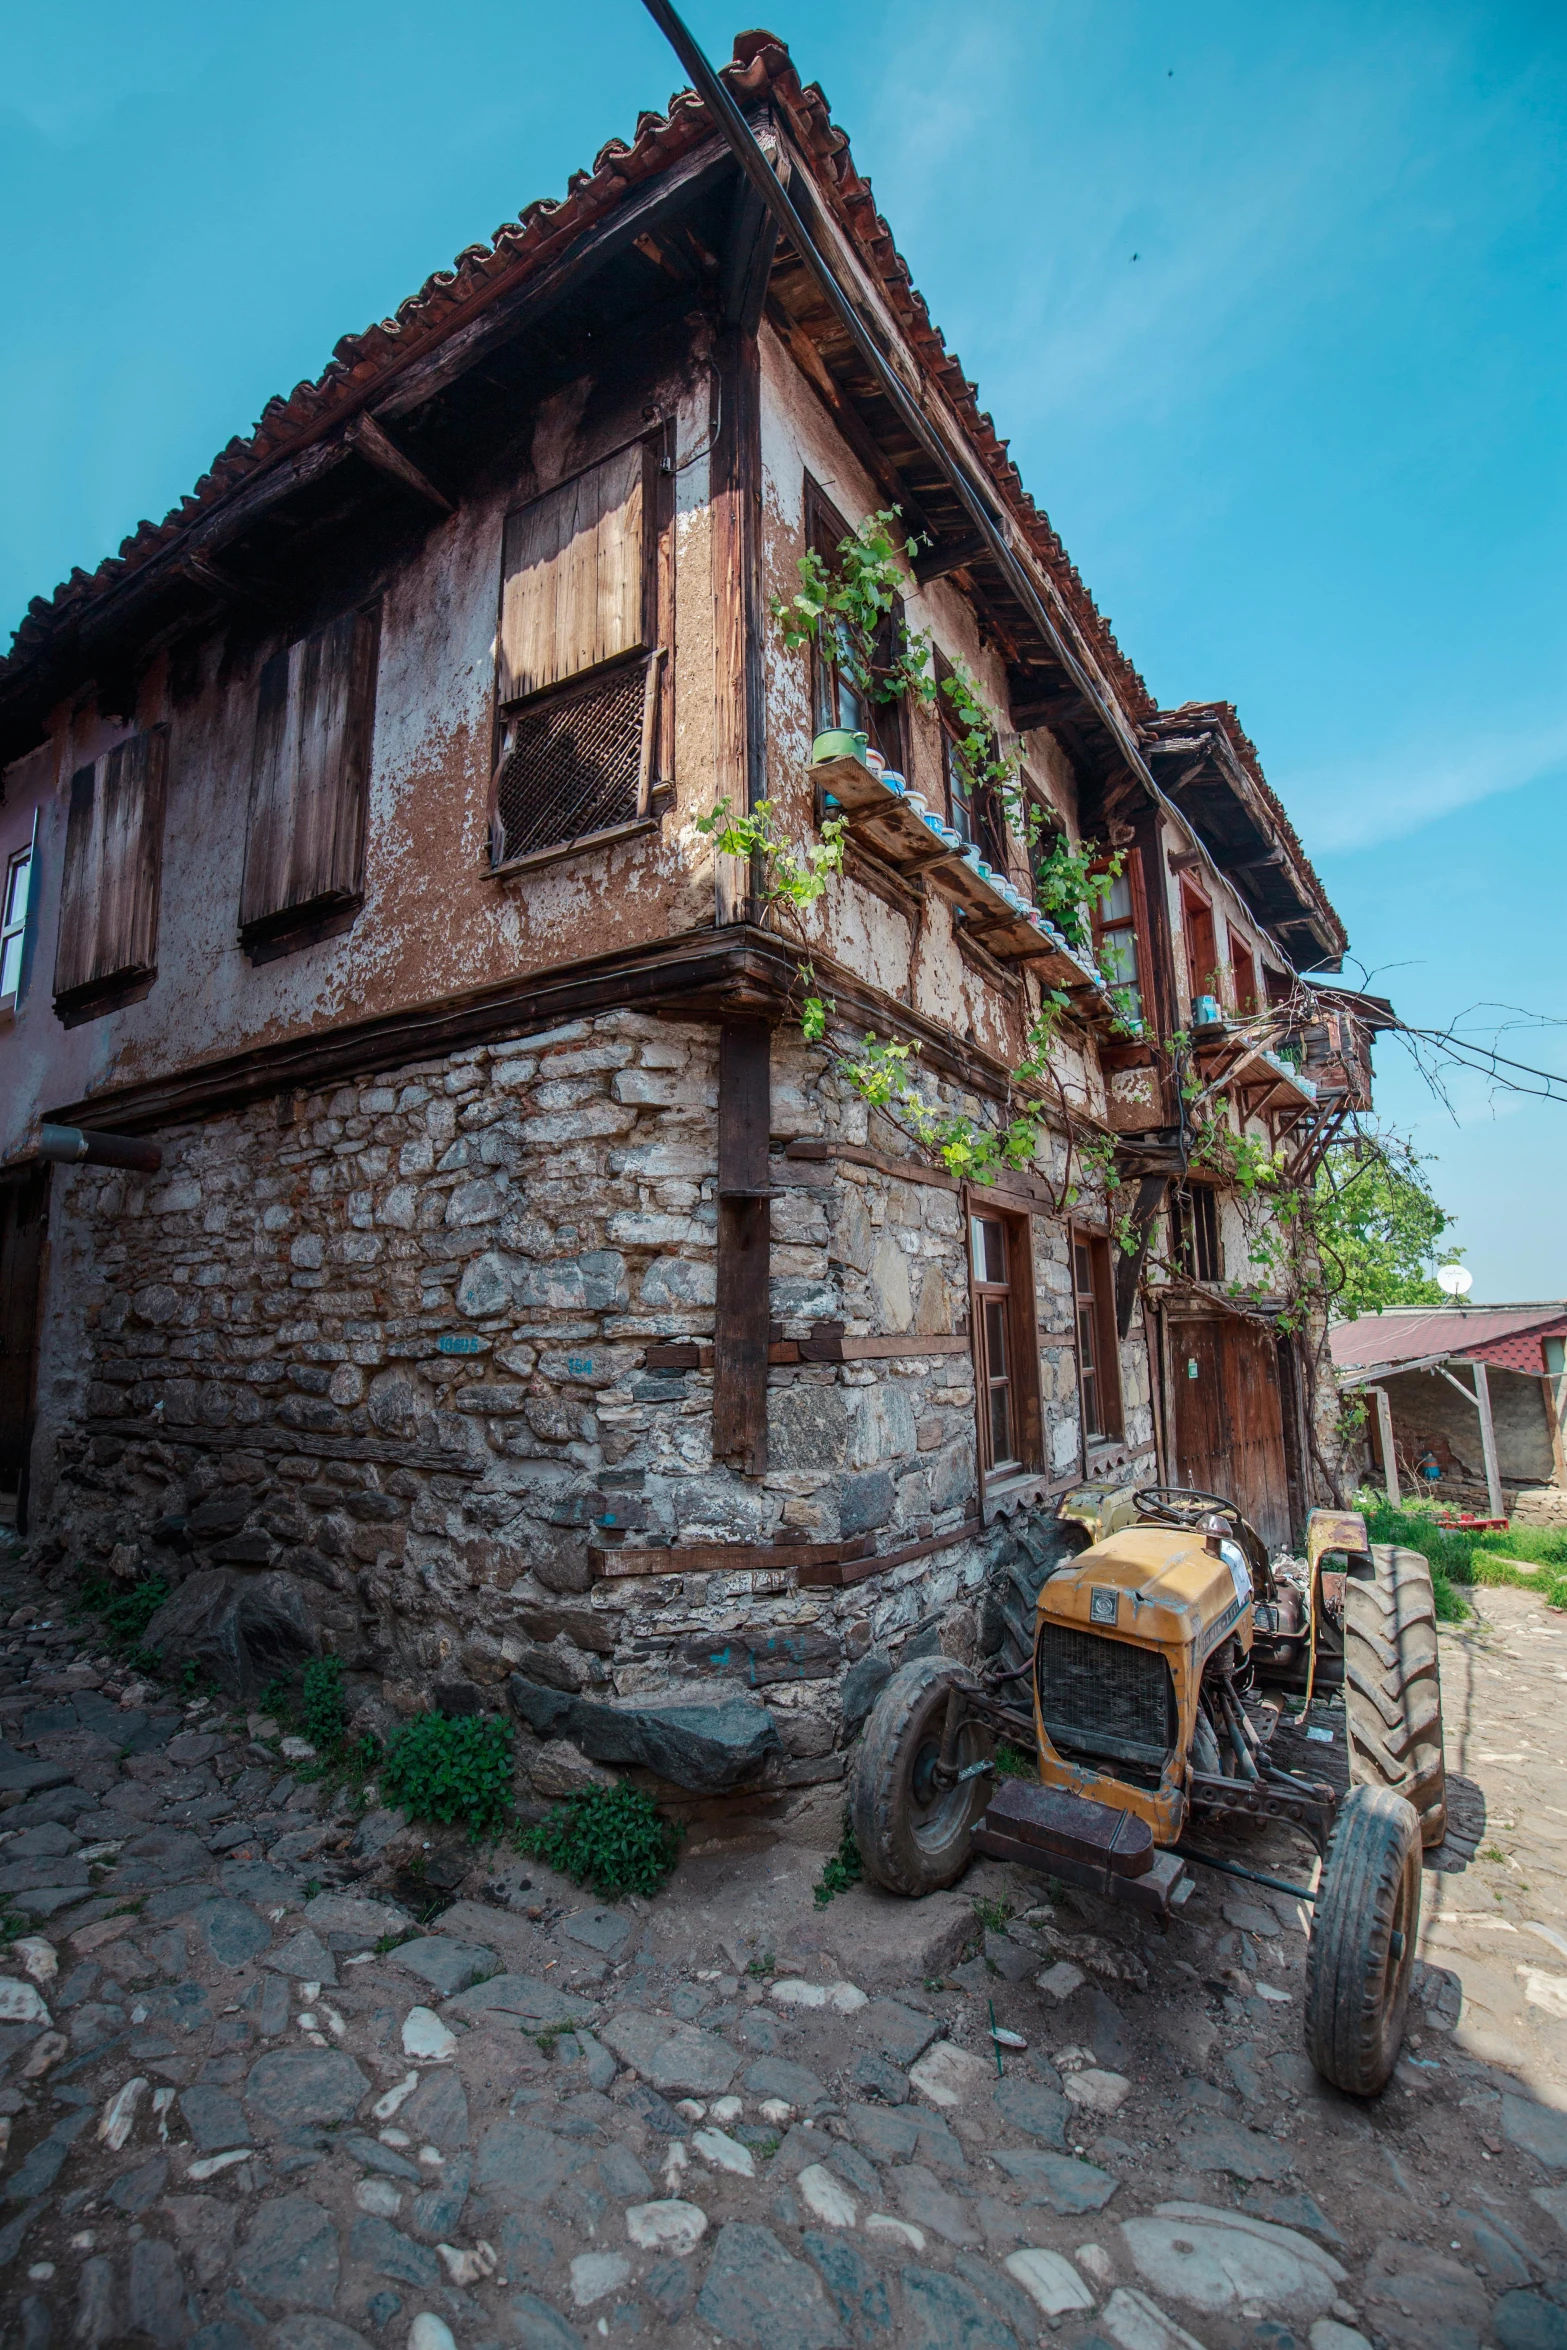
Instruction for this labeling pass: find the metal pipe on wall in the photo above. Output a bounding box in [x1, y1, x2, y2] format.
[37, 1125, 163, 1174]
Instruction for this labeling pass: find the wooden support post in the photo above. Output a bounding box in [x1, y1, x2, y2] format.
[713, 1020, 772, 1473]
[1471, 1360, 1505, 1523]
[1543, 1369, 1567, 1488]
[1368, 1385, 1399, 1508]
[710, 325, 765, 926]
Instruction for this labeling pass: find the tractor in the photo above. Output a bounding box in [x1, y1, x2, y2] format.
[850, 1485, 1447, 2097]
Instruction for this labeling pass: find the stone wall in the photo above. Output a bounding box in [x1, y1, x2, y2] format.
[32, 1010, 1136, 1802]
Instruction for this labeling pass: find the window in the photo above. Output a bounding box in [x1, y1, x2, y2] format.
[806, 485, 904, 770]
[970, 1207, 1042, 1482]
[492, 441, 658, 868]
[939, 654, 1006, 867]
[1169, 1186, 1222, 1283]
[1092, 853, 1148, 1025]
[1228, 926, 1259, 1015]
[240, 608, 380, 959]
[1073, 1231, 1124, 1443]
[1181, 883, 1219, 1007]
[0, 823, 34, 1006]
[53, 726, 168, 1023]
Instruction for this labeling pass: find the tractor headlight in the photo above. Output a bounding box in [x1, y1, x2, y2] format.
[1218, 1538, 1252, 1603]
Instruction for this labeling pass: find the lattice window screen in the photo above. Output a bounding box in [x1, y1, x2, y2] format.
[491, 657, 655, 868]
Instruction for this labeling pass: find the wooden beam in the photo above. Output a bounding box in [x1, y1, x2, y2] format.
[713, 1020, 773, 1473]
[721, 156, 784, 335]
[344, 414, 453, 514]
[1471, 1360, 1505, 1523]
[914, 531, 988, 587]
[710, 322, 766, 922]
[1366, 1383, 1400, 1507]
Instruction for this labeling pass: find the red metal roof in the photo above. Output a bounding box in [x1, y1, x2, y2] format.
[1331, 1305, 1567, 1378]
[0, 30, 1152, 732]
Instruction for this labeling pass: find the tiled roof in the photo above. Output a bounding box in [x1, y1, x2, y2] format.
[1331, 1304, 1567, 1376]
[1, 30, 1153, 730]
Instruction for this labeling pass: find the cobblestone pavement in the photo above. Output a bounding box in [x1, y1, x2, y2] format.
[1, 1567, 1566, 2350]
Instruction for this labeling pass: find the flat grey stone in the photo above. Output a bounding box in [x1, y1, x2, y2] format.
[0, 2196, 50, 2266]
[270, 2322, 375, 2350]
[857, 1998, 939, 2067]
[695, 2221, 847, 2350]
[128, 2235, 189, 2350]
[990, 2147, 1119, 2213]
[744, 2057, 830, 2112]
[1505, 2095, 1567, 2168]
[1224, 1898, 1281, 1937]
[983, 1931, 1035, 1985]
[221, 1858, 297, 1903]
[0, 1750, 70, 1795]
[5, 2110, 91, 2203]
[645, 2258, 691, 2323]
[76, 2257, 122, 2347]
[266, 1929, 337, 1986]
[116, 1826, 213, 1884]
[5, 1822, 79, 1857]
[110, 2154, 170, 2213]
[400, 2068, 470, 2149]
[444, 1972, 593, 2027]
[180, 2085, 251, 2151]
[1175, 2115, 1293, 2182]
[244, 2050, 369, 2129]
[950, 2253, 1039, 2340]
[593, 2142, 653, 2201]
[599, 2009, 739, 2095]
[803, 2234, 892, 2334]
[620, 2082, 685, 2137]
[10, 1884, 94, 1917]
[342, 2135, 420, 2182]
[994, 2075, 1068, 2148]
[507, 2290, 585, 2350]
[894, 2165, 981, 2247]
[559, 1907, 632, 1958]
[1241, 2187, 1345, 2246]
[849, 2102, 920, 2163]
[300, 1893, 408, 1948]
[473, 2119, 592, 2202]
[389, 1936, 497, 1997]
[194, 1898, 273, 1967]
[853, 2053, 909, 2104]
[828, 2142, 880, 2197]
[900, 2264, 1020, 2350]
[235, 2195, 340, 2311]
[348, 1810, 404, 1862]
[347, 2215, 440, 2288]
[408, 2150, 472, 2243]
[511, 1680, 781, 1793]
[1494, 2290, 1567, 2350]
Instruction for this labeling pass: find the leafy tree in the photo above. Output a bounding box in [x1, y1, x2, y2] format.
[1313, 1132, 1459, 1316]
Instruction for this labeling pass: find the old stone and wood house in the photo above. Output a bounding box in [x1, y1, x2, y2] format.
[0, 33, 1378, 1803]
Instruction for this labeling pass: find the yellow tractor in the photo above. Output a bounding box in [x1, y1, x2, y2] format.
[851, 1485, 1446, 2097]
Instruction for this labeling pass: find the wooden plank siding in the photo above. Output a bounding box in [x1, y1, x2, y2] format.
[497, 441, 650, 704]
[239, 607, 380, 955]
[53, 725, 169, 1018]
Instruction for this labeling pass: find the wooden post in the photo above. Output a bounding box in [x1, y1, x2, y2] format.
[1471, 1360, 1505, 1522]
[713, 1020, 772, 1473]
[1368, 1385, 1399, 1508]
[1543, 1370, 1567, 1488]
[710, 325, 765, 926]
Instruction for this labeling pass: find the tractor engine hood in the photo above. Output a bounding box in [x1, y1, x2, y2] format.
[1039, 1527, 1255, 1661]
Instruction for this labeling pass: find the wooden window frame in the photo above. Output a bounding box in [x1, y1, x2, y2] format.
[1169, 1184, 1222, 1284]
[1073, 1226, 1125, 1446]
[1227, 924, 1260, 1016]
[1180, 880, 1220, 1009]
[803, 479, 905, 773]
[1091, 846, 1154, 1029]
[0, 815, 36, 1011]
[489, 430, 670, 873]
[53, 724, 169, 1026]
[966, 1197, 1043, 1491]
[936, 648, 1005, 868]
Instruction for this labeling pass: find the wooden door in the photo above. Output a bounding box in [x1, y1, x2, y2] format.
[0, 1168, 48, 1533]
[1170, 1314, 1290, 1551]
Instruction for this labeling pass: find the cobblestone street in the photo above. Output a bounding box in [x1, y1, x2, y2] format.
[1, 1563, 1565, 2350]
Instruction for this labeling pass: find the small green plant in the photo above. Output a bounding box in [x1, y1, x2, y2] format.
[745, 1951, 776, 1978]
[303, 1877, 322, 1900]
[301, 1655, 347, 1752]
[382, 1710, 516, 1842]
[521, 1781, 683, 1899]
[76, 1569, 169, 1659]
[812, 1816, 864, 1909]
[258, 1677, 291, 1720]
[973, 1895, 1013, 1933]
[1481, 1844, 1507, 1865]
[993, 1741, 1035, 1781]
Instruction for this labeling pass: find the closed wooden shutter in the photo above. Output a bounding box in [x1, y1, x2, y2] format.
[240, 605, 380, 948]
[497, 442, 650, 704]
[53, 725, 168, 1014]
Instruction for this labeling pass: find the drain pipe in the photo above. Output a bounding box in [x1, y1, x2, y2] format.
[37, 1124, 164, 1174]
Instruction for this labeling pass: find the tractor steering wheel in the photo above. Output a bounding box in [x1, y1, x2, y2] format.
[1134, 1485, 1241, 1531]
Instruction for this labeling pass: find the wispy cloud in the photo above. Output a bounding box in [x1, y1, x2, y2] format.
[1283, 716, 1567, 853]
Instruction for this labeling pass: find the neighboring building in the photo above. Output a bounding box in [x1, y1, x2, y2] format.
[0, 35, 1377, 1786]
[1332, 1304, 1567, 1525]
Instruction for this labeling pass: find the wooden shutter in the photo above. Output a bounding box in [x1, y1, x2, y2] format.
[240, 606, 380, 948]
[53, 725, 168, 1013]
[497, 442, 650, 704]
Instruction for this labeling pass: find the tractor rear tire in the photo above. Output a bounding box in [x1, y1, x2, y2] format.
[1344, 1542, 1447, 1847]
[1304, 1782, 1422, 2096]
[851, 1657, 994, 1898]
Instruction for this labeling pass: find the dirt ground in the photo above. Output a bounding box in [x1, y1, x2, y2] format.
[0, 1565, 1565, 2350]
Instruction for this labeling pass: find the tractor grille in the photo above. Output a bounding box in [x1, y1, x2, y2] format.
[494, 659, 646, 866]
[1036, 1621, 1177, 1774]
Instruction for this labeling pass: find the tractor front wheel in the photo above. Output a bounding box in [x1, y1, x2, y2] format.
[851, 1657, 994, 1897]
[1304, 1782, 1422, 2096]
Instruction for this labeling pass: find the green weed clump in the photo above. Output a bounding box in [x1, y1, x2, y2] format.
[301, 1655, 348, 1751]
[994, 1740, 1037, 1781]
[382, 1710, 516, 1841]
[812, 1815, 864, 1909]
[76, 1570, 169, 1664]
[522, 1781, 682, 1898]
[1358, 1495, 1567, 1618]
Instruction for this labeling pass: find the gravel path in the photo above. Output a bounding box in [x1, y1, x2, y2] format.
[1, 1562, 1565, 2350]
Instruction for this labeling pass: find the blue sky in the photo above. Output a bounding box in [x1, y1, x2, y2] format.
[3, 0, 1563, 1296]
